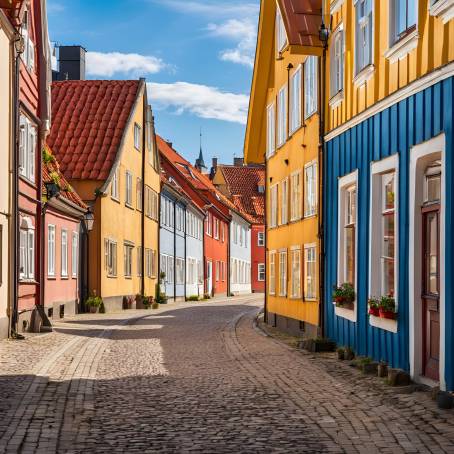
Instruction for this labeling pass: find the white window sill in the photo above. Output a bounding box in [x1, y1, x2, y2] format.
[384, 30, 419, 64]
[330, 0, 344, 14]
[329, 90, 344, 108]
[429, 0, 454, 23]
[369, 314, 398, 333]
[334, 303, 357, 322]
[353, 65, 375, 88]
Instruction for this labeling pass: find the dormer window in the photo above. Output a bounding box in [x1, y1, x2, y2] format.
[21, 9, 35, 71]
[276, 7, 287, 54]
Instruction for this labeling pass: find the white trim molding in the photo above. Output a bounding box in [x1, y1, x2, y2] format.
[353, 64, 375, 88]
[325, 60, 454, 142]
[429, 0, 454, 24]
[329, 90, 344, 108]
[384, 29, 419, 63]
[330, 0, 345, 14]
[408, 133, 446, 390]
[369, 315, 398, 333]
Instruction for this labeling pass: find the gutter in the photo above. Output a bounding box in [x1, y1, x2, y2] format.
[141, 89, 146, 297]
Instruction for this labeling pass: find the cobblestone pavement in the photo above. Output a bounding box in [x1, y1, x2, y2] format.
[0, 295, 453, 453]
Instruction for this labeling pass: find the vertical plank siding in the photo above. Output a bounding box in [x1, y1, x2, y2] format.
[324, 78, 454, 388]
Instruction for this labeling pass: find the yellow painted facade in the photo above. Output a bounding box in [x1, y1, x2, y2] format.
[245, 0, 322, 334]
[72, 83, 160, 307]
[326, 0, 454, 133]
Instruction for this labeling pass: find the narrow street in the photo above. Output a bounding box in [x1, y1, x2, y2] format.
[0, 296, 453, 453]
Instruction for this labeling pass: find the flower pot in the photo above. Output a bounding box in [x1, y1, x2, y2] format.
[89, 306, 98, 314]
[337, 350, 345, 360]
[377, 363, 388, 378]
[368, 307, 380, 316]
[337, 301, 354, 310]
[344, 349, 355, 361]
[152, 302, 159, 310]
[379, 309, 397, 320]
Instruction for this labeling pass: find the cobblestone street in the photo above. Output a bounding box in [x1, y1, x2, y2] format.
[0, 295, 453, 453]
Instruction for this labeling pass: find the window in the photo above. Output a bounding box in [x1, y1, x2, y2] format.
[258, 231, 265, 246]
[304, 162, 317, 217]
[269, 185, 278, 228]
[290, 247, 301, 298]
[125, 171, 133, 206]
[290, 66, 302, 134]
[72, 232, 78, 278]
[134, 123, 141, 150]
[391, 0, 417, 43]
[355, 0, 373, 74]
[19, 224, 34, 280]
[331, 27, 344, 95]
[111, 167, 119, 200]
[198, 260, 203, 284]
[19, 115, 36, 182]
[21, 9, 35, 71]
[278, 250, 287, 297]
[47, 225, 56, 277]
[214, 218, 219, 239]
[206, 213, 212, 236]
[258, 263, 265, 282]
[160, 254, 167, 280]
[145, 186, 158, 220]
[304, 56, 317, 118]
[370, 157, 398, 303]
[269, 251, 276, 295]
[105, 239, 117, 277]
[136, 178, 143, 211]
[146, 249, 152, 278]
[136, 246, 143, 277]
[290, 171, 302, 221]
[176, 258, 184, 284]
[280, 178, 288, 225]
[221, 222, 225, 242]
[167, 256, 174, 284]
[216, 261, 220, 282]
[124, 243, 133, 278]
[304, 245, 316, 300]
[61, 230, 68, 277]
[277, 85, 287, 147]
[266, 103, 276, 158]
[151, 250, 157, 277]
[338, 172, 358, 289]
[276, 7, 287, 52]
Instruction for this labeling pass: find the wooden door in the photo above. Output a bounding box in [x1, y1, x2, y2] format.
[422, 205, 440, 381]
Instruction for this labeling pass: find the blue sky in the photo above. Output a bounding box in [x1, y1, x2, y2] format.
[47, 0, 259, 167]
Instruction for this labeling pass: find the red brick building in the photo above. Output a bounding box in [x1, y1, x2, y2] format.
[211, 162, 265, 293]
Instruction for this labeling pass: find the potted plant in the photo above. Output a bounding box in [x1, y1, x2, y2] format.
[86, 295, 103, 314]
[377, 360, 388, 378]
[337, 347, 345, 360]
[142, 296, 152, 309]
[368, 297, 380, 316]
[344, 346, 355, 360]
[332, 283, 355, 310]
[379, 295, 397, 320]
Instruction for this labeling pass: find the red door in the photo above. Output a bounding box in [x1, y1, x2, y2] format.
[421, 205, 440, 381]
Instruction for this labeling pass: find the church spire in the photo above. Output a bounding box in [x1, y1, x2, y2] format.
[195, 127, 207, 172]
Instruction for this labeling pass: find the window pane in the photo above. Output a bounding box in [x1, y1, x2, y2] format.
[345, 226, 355, 284]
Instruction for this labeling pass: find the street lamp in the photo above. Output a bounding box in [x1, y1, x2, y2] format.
[45, 181, 60, 201]
[84, 209, 94, 232]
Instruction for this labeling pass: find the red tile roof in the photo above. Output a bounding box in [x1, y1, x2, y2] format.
[218, 165, 265, 224]
[42, 144, 87, 211]
[47, 80, 141, 180]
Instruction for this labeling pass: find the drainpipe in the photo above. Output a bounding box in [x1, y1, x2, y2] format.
[10, 33, 23, 339]
[202, 212, 206, 299]
[318, 14, 330, 338]
[227, 219, 231, 297]
[264, 160, 268, 324]
[183, 208, 187, 301]
[173, 199, 176, 301]
[141, 94, 146, 297]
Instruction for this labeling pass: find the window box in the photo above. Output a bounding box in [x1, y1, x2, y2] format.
[329, 90, 344, 108]
[384, 29, 419, 63]
[353, 64, 375, 88]
[369, 314, 398, 333]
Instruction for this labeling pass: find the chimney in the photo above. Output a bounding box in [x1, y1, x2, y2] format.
[212, 157, 218, 169]
[233, 157, 244, 167]
[56, 45, 86, 81]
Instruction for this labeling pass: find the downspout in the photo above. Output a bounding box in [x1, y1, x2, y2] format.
[264, 159, 268, 324]
[40, 203, 48, 322]
[173, 199, 176, 301]
[141, 95, 146, 297]
[10, 33, 22, 338]
[183, 208, 187, 301]
[227, 219, 231, 297]
[202, 212, 206, 298]
[318, 11, 329, 338]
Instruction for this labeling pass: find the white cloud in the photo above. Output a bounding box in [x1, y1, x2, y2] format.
[151, 0, 258, 18]
[207, 19, 257, 68]
[86, 52, 167, 78]
[147, 82, 249, 124]
[47, 2, 65, 13]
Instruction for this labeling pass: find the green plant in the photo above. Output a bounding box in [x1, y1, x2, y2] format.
[344, 346, 355, 360]
[379, 295, 396, 312]
[42, 147, 55, 164]
[99, 301, 106, 314]
[49, 171, 61, 186]
[155, 283, 168, 304]
[187, 295, 199, 302]
[86, 295, 102, 309]
[368, 298, 379, 309]
[332, 283, 355, 307]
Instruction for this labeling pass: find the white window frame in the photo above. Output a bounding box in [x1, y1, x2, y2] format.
[304, 161, 318, 217]
[290, 246, 302, 299]
[19, 224, 35, 281]
[330, 24, 344, 98]
[61, 229, 68, 277]
[429, 0, 454, 24]
[304, 244, 317, 301]
[277, 85, 287, 147]
[136, 178, 143, 211]
[269, 184, 278, 228]
[354, 0, 373, 75]
[389, 0, 418, 46]
[290, 66, 302, 134]
[72, 232, 78, 278]
[266, 102, 276, 158]
[125, 171, 133, 207]
[304, 56, 318, 119]
[258, 263, 265, 282]
[278, 249, 287, 297]
[47, 225, 56, 277]
[276, 6, 288, 53]
[269, 251, 276, 295]
[105, 238, 117, 277]
[134, 123, 141, 150]
[257, 231, 265, 247]
[176, 257, 184, 284]
[21, 9, 35, 71]
[280, 178, 288, 225]
[336, 170, 359, 322]
[111, 167, 119, 200]
[124, 243, 134, 278]
[290, 171, 302, 221]
[19, 115, 36, 183]
[369, 155, 399, 332]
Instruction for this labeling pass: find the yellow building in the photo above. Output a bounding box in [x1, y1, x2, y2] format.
[244, 0, 325, 336]
[48, 78, 160, 311]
